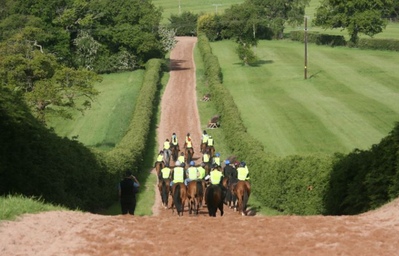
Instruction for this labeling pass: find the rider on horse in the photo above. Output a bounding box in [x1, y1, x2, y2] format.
[171, 132, 179, 149]
[208, 164, 227, 199]
[159, 163, 172, 181]
[170, 161, 185, 187]
[200, 130, 209, 153]
[213, 152, 221, 167]
[202, 149, 211, 167]
[197, 162, 206, 180]
[184, 161, 199, 186]
[178, 152, 185, 163]
[237, 161, 250, 181]
[155, 150, 164, 166]
[163, 139, 171, 165]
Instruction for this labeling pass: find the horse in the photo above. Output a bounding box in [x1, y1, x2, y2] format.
[170, 144, 179, 162]
[207, 146, 215, 161]
[163, 149, 171, 166]
[233, 181, 251, 216]
[200, 142, 207, 154]
[171, 183, 187, 216]
[187, 180, 204, 215]
[158, 178, 171, 209]
[222, 177, 237, 209]
[205, 184, 224, 217]
[185, 147, 194, 163]
[155, 161, 164, 182]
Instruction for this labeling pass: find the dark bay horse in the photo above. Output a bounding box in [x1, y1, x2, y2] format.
[205, 184, 224, 217]
[185, 147, 194, 163]
[171, 183, 187, 216]
[233, 181, 251, 216]
[170, 144, 179, 162]
[187, 180, 204, 215]
[200, 142, 207, 154]
[222, 177, 237, 209]
[158, 178, 171, 209]
[155, 161, 164, 182]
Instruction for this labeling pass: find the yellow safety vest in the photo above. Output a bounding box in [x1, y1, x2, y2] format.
[210, 170, 223, 185]
[185, 137, 192, 148]
[187, 167, 198, 180]
[173, 167, 184, 183]
[197, 166, 206, 179]
[237, 167, 249, 181]
[214, 157, 220, 166]
[202, 134, 209, 143]
[156, 154, 163, 162]
[208, 138, 214, 146]
[203, 154, 210, 163]
[171, 136, 178, 145]
[178, 155, 185, 163]
[161, 167, 171, 179]
[163, 141, 170, 150]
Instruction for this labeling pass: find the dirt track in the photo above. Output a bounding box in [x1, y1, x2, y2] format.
[1, 37, 399, 256]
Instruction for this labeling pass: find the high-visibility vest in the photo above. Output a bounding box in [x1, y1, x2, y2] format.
[156, 154, 163, 162]
[203, 154, 210, 163]
[185, 136, 192, 148]
[164, 141, 170, 150]
[210, 170, 223, 185]
[178, 155, 185, 163]
[161, 167, 171, 179]
[173, 167, 184, 183]
[197, 166, 206, 179]
[208, 138, 214, 146]
[214, 156, 220, 166]
[237, 167, 249, 181]
[202, 134, 209, 143]
[171, 136, 178, 145]
[187, 167, 198, 180]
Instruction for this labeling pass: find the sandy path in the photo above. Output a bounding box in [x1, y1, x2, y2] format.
[1, 37, 399, 256]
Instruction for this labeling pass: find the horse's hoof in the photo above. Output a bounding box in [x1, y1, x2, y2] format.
[241, 212, 246, 216]
[234, 208, 237, 212]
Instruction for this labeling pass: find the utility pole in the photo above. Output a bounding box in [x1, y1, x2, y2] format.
[212, 4, 222, 14]
[304, 16, 308, 80]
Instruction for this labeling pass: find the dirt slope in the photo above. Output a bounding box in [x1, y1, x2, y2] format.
[1, 37, 399, 256]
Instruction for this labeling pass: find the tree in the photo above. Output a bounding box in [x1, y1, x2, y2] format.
[314, 0, 395, 44]
[0, 30, 101, 123]
[168, 11, 199, 36]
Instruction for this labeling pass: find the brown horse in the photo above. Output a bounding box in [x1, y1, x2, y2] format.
[200, 142, 207, 154]
[187, 180, 204, 215]
[170, 144, 179, 162]
[205, 184, 224, 217]
[185, 147, 194, 163]
[222, 177, 236, 209]
[233, 181, 251, 216]
[158, 178, 171, 209]
[171, 183, 187, 216]
[155, 161, 164, 182]
[207, 146, 215, 161]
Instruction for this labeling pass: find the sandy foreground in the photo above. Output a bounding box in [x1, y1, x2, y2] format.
[1, 37, 399, 256]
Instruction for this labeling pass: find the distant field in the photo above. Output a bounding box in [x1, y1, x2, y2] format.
[153, 0, 244, 23]
[209, 40, 399, 156]
[48, 71, 144, 151]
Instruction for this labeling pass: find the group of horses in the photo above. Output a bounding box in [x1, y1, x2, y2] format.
[157, 175, 250, 217]
[155, 134, 251, 217]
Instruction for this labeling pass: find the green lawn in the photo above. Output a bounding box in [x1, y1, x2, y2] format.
[153, 0, 244, 23]
[48, 71, 144, 151]
[210, 40, 399, 156]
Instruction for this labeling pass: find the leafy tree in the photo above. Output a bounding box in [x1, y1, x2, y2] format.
[314, 0, 395, 44]
[0, 31, 101, 123]
[169, 11, 199, 36]
[247, 0, 310, 38]
[197, 14, 223, 41]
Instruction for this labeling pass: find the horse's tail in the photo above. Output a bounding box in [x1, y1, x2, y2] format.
[196, 180, 204, 198]
[242, 185, 249, 214]
[161, 180, 168, 205]
[173, 183, 182, 214]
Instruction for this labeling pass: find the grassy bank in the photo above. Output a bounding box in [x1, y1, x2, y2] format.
[210, 39, 399, 156]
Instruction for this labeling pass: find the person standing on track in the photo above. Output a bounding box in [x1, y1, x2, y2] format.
[119, 170, 140, 215]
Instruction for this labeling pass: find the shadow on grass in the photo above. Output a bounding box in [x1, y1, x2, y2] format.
[233, 59, 274, 67]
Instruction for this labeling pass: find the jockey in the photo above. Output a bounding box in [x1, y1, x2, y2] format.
[213, 152, 221, 166]
[237, 161, 250, 181]
[185, 133, 194, 152]
[163, 138, 171, 163]
[159, 163, 171, 181]
[223, 159, 238, 185]
[170, 161, 185, 187]
[154, 150, 164, 166]
[197, 162, 206, 180]
[171, 132, 179, 150]
[202, 150, 211, 168]
[209, 164, 223, 185]
[177, 152, 185, 163]
[207, 135, 214, 147]
[184, 161, 199, 186]
[201, 130, 209, 144]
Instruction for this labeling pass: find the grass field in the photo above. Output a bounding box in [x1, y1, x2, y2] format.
[153, 0, 244, 23]
[48, 71, 144, 151]
[209, 40, 399, 156]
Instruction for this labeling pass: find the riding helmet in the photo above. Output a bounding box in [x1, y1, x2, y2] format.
[240, 161, 246, 167]
[225, 159, 230, 165]
[175, 161, 181, 166]
[216, 152, 220, 157]
[190, 161, 195, 166]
